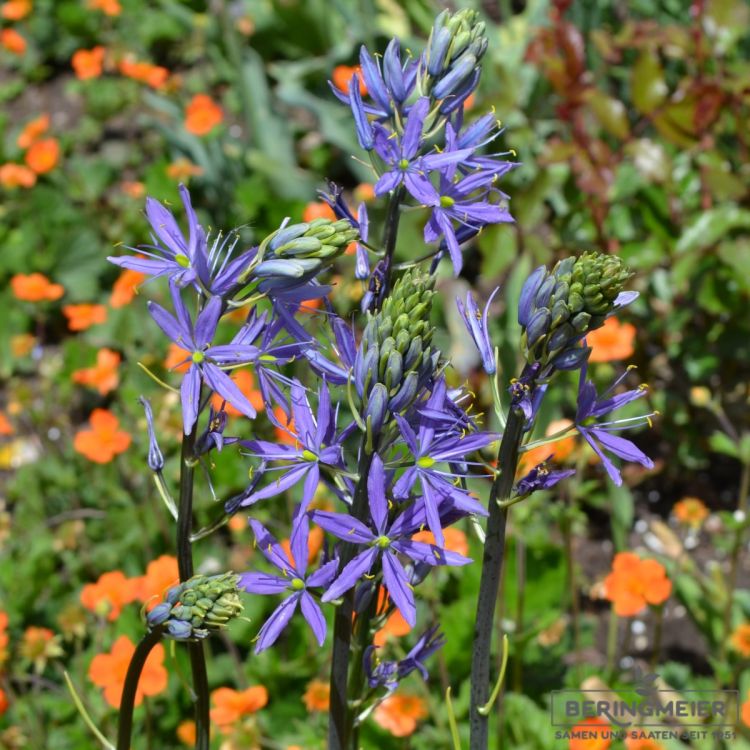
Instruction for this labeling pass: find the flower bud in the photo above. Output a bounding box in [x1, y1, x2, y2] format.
[353, 271, 440, 425]
[421, 9, 487, 103]
[518, 251, 632, 372]
[146, 573, 243, 640]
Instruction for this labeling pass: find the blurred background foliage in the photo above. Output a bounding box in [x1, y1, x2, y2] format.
[1, 0, 750, 748]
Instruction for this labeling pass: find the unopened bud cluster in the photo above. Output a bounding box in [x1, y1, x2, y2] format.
[520, 252, 632, 371]
[147, 573, 243, 640]
[420, 9, 488, 104]
[354, 271, 440, 433]
[249, 218, 358, 291]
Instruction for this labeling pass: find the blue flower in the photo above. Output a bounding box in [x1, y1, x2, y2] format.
[311, 454, 470, 626]
[575, 364, 655, 486]
[393, 380, 495, 541]
[239, 380, 349, 514]
[239, 513, 338, 652]
[514, 457, 575, 496]
[456, 286, 499, 375]
[408, 169, 513, 274]
[147, 283, 260, 434]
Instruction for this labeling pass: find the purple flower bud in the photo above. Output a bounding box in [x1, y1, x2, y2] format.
[139, 396, 164, 472]
[365, 383, 388, 435]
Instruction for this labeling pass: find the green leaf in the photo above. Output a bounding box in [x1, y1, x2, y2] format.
[676, 205, 750, 253]
[709, 431, 740, 459]
[632, 52, 668, 114]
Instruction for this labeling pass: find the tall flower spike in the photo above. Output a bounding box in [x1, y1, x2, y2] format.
[353, 270, 440, 430]
[518, 252, 634, 375]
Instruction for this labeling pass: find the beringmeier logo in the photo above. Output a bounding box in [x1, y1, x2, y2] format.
[549, 672, 739, 743]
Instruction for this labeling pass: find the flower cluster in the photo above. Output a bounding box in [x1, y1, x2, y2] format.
[329, 8, 515, 278]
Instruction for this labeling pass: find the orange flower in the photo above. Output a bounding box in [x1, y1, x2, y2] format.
[165, 342, 191, 373]
[80, 570, 140, 621]
[11, 273, 63, 302]
[184, 94, 223, 136]
[0, 412, 13, 435]
[411, 526, 469, 559]
[176, 720, 196, 745]
[89, 635, 167, 708]
[11, 333, 37, 357]
[1, 0, 31, 21]
[63, 303, 107, 331]
[72, 46, 105, 80]
[302, 202, 335, 222]
[166, 158, 204, 181]
[463, 93, 476, 111]
[730, 623, 750, 658]
[373, 608, 412, 647]
[110, 267, 146, 307]
[588, 317, 636, 363]
[603, 552, 672, 617]
[210, 369, 264, 417]
[17, 113, 49, 149]
[20, 626, 63, 669]
[373, 693, 427, 737]
[280, 526, 324, 569]
[0, 163, 36, 188]
[331, 65, 367, 95]
[302, 679, 329, 712]
[0, 687, 7, 716]
[74, 409, 131, 463]
[742, 691, 750, 727]
[137, 555, 179, 611]
[25, 138, 60, 175]
[569, 717, 611, 750]
[520, 418, 576, 472]
[72, 348, 121, 395]
[210, 686, 268, 732]
[673, 497, 708, 528]
[1, 28, 26, 55]
[353, 183, 375, 203]
[118, 57, 169, 89]
[121, 180, 145, 198]
[297, 296, 323, 313]
[87, 0, 121, 15]
[624, 735, 664, 750]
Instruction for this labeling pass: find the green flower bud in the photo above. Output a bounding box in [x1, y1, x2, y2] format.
[519, 251, 633, 370]
[146, 573, 243, 641]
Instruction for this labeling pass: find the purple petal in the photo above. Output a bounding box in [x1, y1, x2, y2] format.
[306, 558, 339, 589]
[202, 363, 257, 419]
[145, 197, 186, 256]
[180, 364, 201, 435]
[367, 454, 389, 534]
[518, 266, 546, 327]
[580, 429, 622, 486]
[290, 381, 316, 446]
[194, 296, 222, 349]
[300, 592, 327, 646]
[382, 551, 416, 627]
[242, 464, 311, 505]
[148, 300, 190, 347]
[374, 170, 403, 196]
[401, 97, 429, 158]
[392, 539, 472, 567]
[248, 519, 296, 573]
[595, 430, 654, 469]
[321, 548, 379, 602]
[238, 572, 290, 595]
[254, 594, 300, 653]
[240, 440, 300, 461]
[309, 510, 374, 544]
[290, 506, 310, 577]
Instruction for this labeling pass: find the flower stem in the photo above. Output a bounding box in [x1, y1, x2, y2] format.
[177, 428, 210, 750]
[469, 407, 525, 750]
[379, 185, 406, 304]
[116, 628, 163, 750]
[606, 605, 619, 681]
[328, 448, 375, 750]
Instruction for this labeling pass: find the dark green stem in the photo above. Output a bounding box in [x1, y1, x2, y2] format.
[328, 449, 375, 750]
[116, 628, 163, 750]
[378, 185, 406, 305]
[469, 408, 525, 750]
[177, 429, 210, 750]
